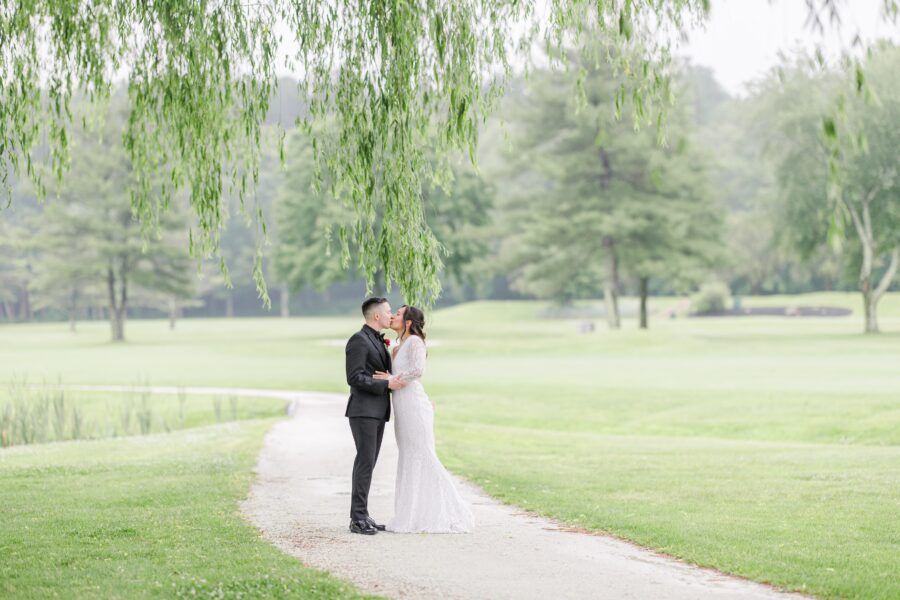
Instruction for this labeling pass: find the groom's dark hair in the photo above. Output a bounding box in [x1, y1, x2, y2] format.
[361, 297, 388, 319]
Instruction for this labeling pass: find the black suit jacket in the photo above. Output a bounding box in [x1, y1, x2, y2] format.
[345, 324, 392, 421]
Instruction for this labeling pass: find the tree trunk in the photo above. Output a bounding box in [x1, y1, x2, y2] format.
[863, 290, 878, 333]
[107, 267, 122, 341]
[846, 199, 899, 334]
[280, 286, 290, 318]
[863, 245, 900, 334]
[118, 266, 128, 338]
[602, 237, 621, 330]
[20, 283, 32, 321]
[225, 293, 234, 318]
[68, 288, 78, 332]
[858, 213, 877, 333]
[107, 264, 127, 342]
[639, 276, 649, 330]
[112, 313, 124, 340]
[169, 296, 178, 330]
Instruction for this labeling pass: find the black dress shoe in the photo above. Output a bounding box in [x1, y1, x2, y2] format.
[365, 516, 386, 531]
[349, 519, 378, 535]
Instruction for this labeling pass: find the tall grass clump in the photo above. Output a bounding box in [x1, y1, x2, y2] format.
[0, 379, 252, 448]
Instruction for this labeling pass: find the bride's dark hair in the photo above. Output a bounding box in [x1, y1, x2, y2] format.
[399, 305, 426, 342]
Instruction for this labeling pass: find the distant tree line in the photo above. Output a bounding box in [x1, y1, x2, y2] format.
[2, 43, 900, 337]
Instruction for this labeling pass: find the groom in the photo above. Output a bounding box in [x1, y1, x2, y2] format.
[345, 297, 407, 535]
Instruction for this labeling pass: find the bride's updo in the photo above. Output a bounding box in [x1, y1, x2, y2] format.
[400, 305, 426, 342]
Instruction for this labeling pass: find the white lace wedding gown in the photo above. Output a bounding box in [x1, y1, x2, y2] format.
[385, 335, 474, 533]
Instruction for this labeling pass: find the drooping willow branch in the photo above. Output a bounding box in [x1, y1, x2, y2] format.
[1, 0, 278, 303]
[8, 1, 886, 307]
[797, 0, 899, 246]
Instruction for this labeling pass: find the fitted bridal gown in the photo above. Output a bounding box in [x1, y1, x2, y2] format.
[385, 335, 474, 533]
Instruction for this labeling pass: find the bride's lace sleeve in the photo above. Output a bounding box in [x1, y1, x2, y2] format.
[395, 336, 427, 382]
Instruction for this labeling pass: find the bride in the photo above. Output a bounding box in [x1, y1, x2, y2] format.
[373, 305, 474, 533]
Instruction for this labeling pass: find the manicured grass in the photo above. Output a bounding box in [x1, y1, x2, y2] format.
[1, 291, 899, 599]
[0, 418, 381, 599]
[438, 424, 900, 600]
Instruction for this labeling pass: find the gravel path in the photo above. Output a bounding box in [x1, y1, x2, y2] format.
[69, 385, 809, 600]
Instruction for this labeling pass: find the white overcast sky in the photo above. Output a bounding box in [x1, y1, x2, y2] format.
[678, 0, 899, 96]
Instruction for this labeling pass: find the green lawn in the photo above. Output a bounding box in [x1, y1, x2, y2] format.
[0, 418, 380, 600]
[1, 291, 899, 599]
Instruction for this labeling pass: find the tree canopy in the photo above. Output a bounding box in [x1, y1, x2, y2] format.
[1, 1, 895, 306]
[272, 129, 494, 298]
[0, 0, 712, 307]
[493, 46, 722, 327]
[762, 44, 900, 332]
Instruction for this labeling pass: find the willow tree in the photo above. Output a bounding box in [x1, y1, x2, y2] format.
[1, 1, 893, 306]
[762, 44, 900, 333]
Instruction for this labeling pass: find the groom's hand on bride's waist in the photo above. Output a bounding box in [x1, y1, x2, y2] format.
[388, 377, 407, 390]
[373, 370, 407, 390]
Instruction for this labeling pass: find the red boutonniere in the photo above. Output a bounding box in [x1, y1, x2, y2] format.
[383, 338, 391, 347]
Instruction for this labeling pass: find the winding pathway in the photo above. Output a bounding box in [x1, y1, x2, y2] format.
[68, 385, 809, 600]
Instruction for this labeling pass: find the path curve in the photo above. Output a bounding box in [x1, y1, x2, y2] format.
[68, 385, 808, 600]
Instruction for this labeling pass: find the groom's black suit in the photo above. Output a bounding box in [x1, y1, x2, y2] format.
[345, 324, 392, 522]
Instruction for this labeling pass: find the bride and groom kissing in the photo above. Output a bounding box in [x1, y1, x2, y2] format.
[344, 297, 474, 535]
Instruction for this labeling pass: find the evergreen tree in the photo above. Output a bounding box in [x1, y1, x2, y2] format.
[497, 46, 722, 328]
[39, 103, 193, 341]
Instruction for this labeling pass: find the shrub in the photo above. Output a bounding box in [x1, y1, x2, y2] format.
[691, 281, 732, 315]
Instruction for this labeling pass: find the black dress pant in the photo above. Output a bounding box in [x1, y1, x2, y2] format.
[348, 416, 386, 522]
